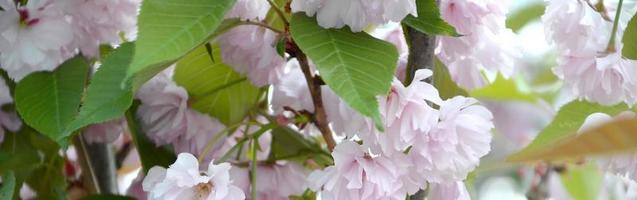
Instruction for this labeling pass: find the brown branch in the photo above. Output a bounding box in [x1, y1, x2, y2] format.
[404, 25, 437, 85]
[295, 51, 337, 151]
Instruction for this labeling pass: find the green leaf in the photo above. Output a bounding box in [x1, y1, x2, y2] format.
[15, 57, 89, 143]
[508, 101, 628, 162]
[506, 3, 545, 32]
[622, 13, 637, 60]
[174, 45, 262, 125]
[433, 59, 467, 100]
[126, 101, 177, 173]
[560, 163, 602, 200]
[125, 0, 237, 90]
[66, 42, 135, 134]
[470, 74, 539, 103]
[402, 0, 460, 36]
[82, 194, 136, 200]
[290, 14, 398, 130]
[270, 127, 333, 166]
[0, 171, 16, 200]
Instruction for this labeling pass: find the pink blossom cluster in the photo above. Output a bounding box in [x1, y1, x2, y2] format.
[543, 0, 637, 105]
[218, 0, 287, 87]
[291, 0, 417, 32]
[0, 0, 139, 81]
[273, 66, 493, 199]
[436, 0, 520, 89]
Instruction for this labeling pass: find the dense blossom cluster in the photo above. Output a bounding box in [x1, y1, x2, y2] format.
[543, 0, 637, 105]
[0, 0, 139, 81]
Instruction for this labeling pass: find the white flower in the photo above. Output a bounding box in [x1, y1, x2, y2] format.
[143, 153, 246, 200]
[232, 162, 309, 200]
[136, 68, 221, 147]
[83, 118, 127, 144]
[308, 141, 420, 200]
[218, 25, 286, 86]
[436, 0, 520, 89]
[271, 59, 314, 114]
[226, 0, 270, 21]
[61, 0, 140, 57]
[291, 0, 417, 32]
[410, 96, 493, 182]
[0, 0, 74, 81]
[373, 70, 441, 155]
[427, 181, 470, 200]
[544, 0, 637, 105]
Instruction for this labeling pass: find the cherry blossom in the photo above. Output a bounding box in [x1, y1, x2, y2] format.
[218, 25, 286, 86]
[544, 0, 637, 105]
[291, 0, 417, 32]
[143, 153, 246, 200]
[61, 0, 140, 57]
[427, 181, 470, 200]
[0, 0, 74, 81]
[83, 118, 127, 144]
[436, 0, 520, 89]
[271, 59, 314, 114]
[308, 141, 422, 200]
[231, 162, 309, 200]
[226, 0, 270, 21]
[410, 96, 493, 182]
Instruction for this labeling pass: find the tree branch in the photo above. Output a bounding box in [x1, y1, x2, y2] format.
[404, 25, 437, 86]
[295, 51, 337, 151]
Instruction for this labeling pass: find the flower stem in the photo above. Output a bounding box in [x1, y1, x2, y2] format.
[242, 21, 285, 34]
[250, 138, 258, 200]
[606, 0, 624, 53]
[197, 122, 256, 163]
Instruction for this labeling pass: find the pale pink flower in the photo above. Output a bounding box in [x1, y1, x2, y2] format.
[427, 181, 470, 200]
[545, 0, 637, 105]
[380, 27, 408, 81]
[0, 0, 74, 81]
[308, 141, 421, 200]
[226, 0, 270, 21]
[232, 163, 309, 200]
[321, 87, 370, 138]
[83, 118, 127, 144]
[271, 59, 314, 114]
[373, 70, 441, 155]
[136, 68, 222, 147]
[127, 172, 148, 200]
[410, 96, 493, 182]
[143, 153, 246, 200]
[61, 0, 140, 57]
[291, 0, 417, 32]
[218, 25, 285, 86]
[436, 0, 520, 89]
[171, 115, 226, 162]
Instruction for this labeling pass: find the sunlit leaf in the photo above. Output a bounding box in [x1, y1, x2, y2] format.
[560, 163, 602, 200]
[125, 0, 237, 90]
[506, 3, 545, 32]
[174, 45, 262, 125]
[433, 59, 467, 100]
[470, 74, 539, 103]
[508, 101, 628, 162]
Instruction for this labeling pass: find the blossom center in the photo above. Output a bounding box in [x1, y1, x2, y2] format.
[194, 181, 214, 200]
[18, 9, 40, 27]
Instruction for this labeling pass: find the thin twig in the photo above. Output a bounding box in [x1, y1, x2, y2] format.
[296, 52, 337, 151]
[242, 21, 285, 34]
[74, 134, 102, 194]
[605, 0, 624, 53]
[250, 139, 258, 200]
[197, 121, 257, 163]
